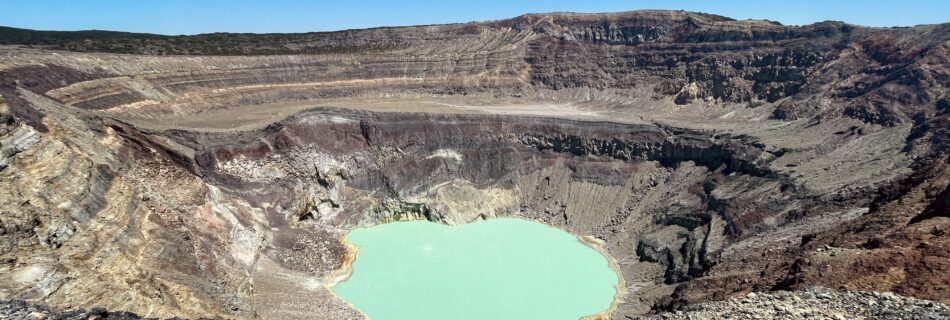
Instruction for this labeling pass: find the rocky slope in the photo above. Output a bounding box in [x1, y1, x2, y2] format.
[3, 287, 948, 320]
[641, 287, 950, 320]
[0, 10, 947, 319]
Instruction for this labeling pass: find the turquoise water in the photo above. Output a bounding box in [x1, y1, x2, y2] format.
[334, 218, 619, 320]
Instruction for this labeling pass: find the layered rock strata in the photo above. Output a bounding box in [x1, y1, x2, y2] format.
[0, 10, 947, 319]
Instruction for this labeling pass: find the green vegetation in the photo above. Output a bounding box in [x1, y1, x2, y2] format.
[0, 25, 406, 55]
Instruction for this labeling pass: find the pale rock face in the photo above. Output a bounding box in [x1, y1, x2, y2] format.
[426, 149, 463, 162]
[406, 179, 517, 224]
[0, 122, 40, 170]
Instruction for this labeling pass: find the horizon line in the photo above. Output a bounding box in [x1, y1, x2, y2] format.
[0, 9, 941, 37]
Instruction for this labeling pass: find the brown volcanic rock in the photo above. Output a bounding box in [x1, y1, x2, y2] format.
[0, 10, 947, 319]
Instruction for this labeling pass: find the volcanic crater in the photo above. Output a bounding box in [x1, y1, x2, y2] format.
[0, 10, 948, 319]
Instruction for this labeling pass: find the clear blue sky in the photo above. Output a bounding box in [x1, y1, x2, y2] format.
[3, 0, 948, 35]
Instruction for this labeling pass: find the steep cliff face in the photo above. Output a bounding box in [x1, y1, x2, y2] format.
[0, 10, 947, 319]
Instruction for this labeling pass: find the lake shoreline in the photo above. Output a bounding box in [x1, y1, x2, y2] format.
[328, 216, 625, 319]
